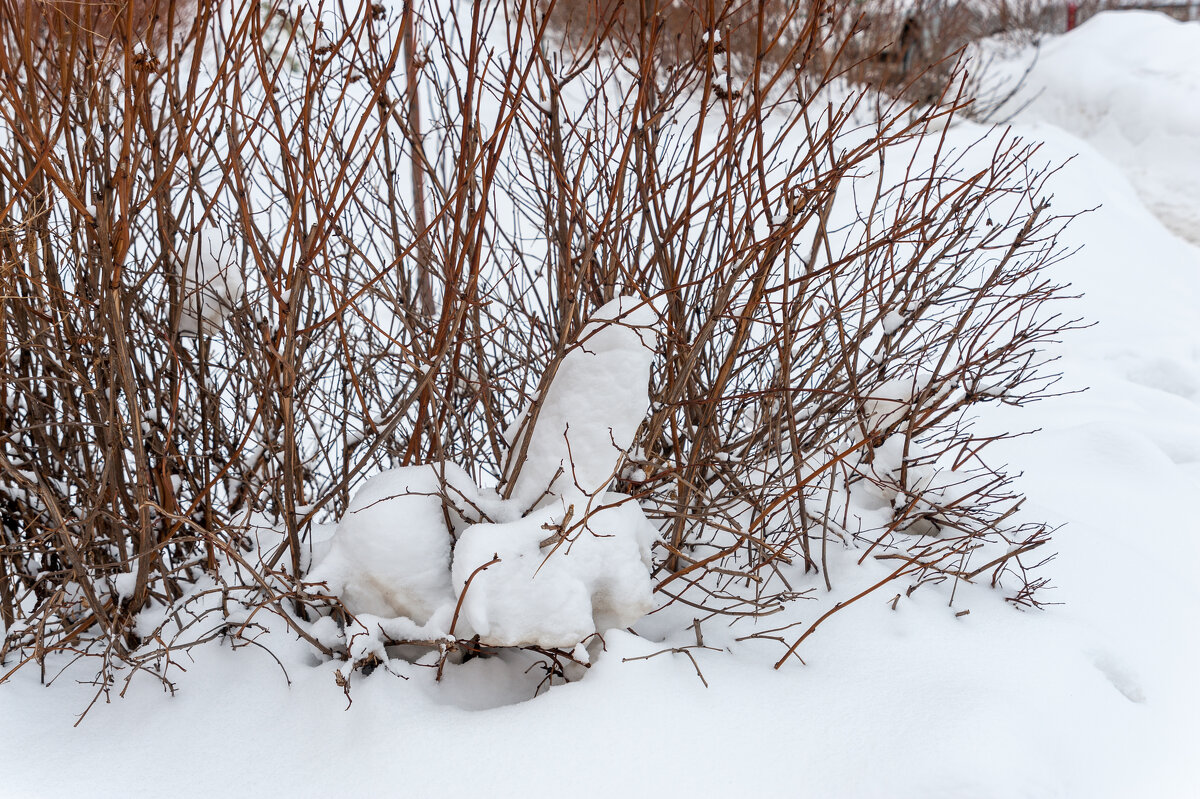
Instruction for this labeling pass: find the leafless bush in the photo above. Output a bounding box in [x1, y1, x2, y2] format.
[0, 0, 1078, 701]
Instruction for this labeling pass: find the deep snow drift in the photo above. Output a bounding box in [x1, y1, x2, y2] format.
[2, 12, 1198, 799]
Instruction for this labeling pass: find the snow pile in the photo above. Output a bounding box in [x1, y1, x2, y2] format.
[309, 296, 661, 650]
[307, 464, 476, 624]
[451, 497, 657, 647]
[1001, 11, 1200, 243]
[505, 295, 660, 513]
[177, 228, 245, 335]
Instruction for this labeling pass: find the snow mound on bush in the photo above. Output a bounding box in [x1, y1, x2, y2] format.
[451, 494, 658, 648]
[308, 463, 478, 624]
[178, 228, 245, 336]
[506, 295, 659, 513]
[311, 296, 663, 649]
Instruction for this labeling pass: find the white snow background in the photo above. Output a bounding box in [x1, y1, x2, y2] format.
[2, 11, 1198, 798]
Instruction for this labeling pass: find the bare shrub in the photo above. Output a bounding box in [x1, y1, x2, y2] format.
[0, 0, 1078, 702]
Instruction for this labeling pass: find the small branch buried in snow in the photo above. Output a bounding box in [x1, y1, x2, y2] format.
[622, 645, 715, 689]
[773, 560, 919, 670]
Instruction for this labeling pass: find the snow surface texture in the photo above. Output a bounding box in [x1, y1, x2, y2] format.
[309, 296, 660, 648]
[3, 13, 1199, 799]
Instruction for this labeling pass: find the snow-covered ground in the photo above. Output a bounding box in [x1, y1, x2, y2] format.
[1003, 10, 1200, 244]
[3, 11, 1199, 798]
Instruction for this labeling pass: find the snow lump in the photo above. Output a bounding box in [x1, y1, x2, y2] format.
[450, 493, 659, 648]
[505, 295, 660, 513]
[310, 295, 664, 651]
[308, 464, 477, 624]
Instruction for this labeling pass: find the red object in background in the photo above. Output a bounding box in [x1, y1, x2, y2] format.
[1067, 2, 1079, 30]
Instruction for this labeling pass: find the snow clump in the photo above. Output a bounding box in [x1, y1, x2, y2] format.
[310, 296, 663, 653]
[451, 495, 658, 648]
[308, 463, 478, 624]
[177, 229, 245, 336]
[505, 295, 660, 513]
